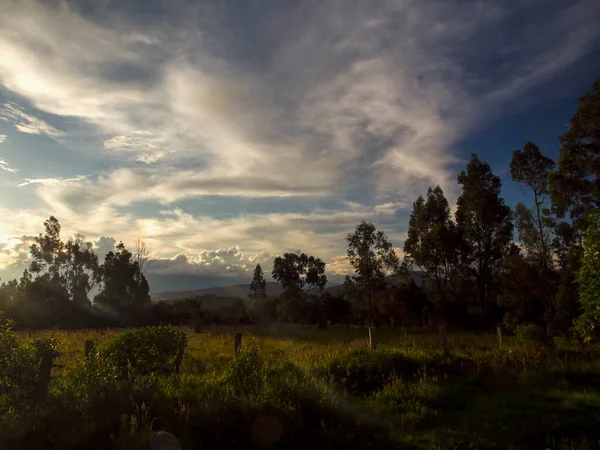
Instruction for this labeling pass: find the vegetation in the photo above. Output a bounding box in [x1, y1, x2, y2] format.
[0, 325, 599, 449]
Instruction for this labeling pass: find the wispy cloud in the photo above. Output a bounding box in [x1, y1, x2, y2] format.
[0, 159, 18, 173]
[1, 102, 65, 136]
[18, 175, 86, 187]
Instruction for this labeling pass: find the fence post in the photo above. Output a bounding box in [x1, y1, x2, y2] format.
[34, 352, 56, 403]
[368, 327, 377, 350]
[85, 340, 95, 358]
[439, 325, 448, 356]
[174, 348, 184, 374]
[496, 326, 502, 347]
[234, 332, 242, 356]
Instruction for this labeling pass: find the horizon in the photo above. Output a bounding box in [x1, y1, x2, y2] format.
[1, 0, 600, 293]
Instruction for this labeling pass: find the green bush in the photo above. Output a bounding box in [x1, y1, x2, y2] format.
[220, 339, 264, 398]
[325, 348, 421, 396]
[514, 324, 547, 345]
[0, 313, 52, 407]
[368, 376, 438, 425]
[105, 325, 187, 378]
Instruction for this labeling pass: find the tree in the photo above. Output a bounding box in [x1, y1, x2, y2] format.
[249, 264, 267, 300]
[510, 141, 556, 265]
[403, 185, 460, 307]
[28, 217, 100, 307]
[271, 252, 327, 296]
[346, 221, 399, 326]
[94, 242, 150, 310]
[573, 213, 600, 340]
[456, 154, 513, 322]
[134, 237, 151, 284]
[549, 77, 600, 245]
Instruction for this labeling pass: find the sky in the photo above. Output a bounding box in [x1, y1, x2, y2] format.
[1, 0, 600, 293]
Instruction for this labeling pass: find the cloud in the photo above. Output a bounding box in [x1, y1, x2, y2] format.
[0, 102, 65, 136]
[148, 247, 274, 278]
[0, 159, 18, 173]
[18, 175, 86, 187]
[0, 0, 599, 284]
[0, 135, 6, 144]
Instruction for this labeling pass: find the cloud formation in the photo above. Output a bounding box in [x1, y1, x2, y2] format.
[0, 0, 599, 286]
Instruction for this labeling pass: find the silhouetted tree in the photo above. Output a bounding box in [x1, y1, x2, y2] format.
[456, 154, 513, 323]
[271, 252, 327, 296]
[346, 221, 399, 327]
[249, 264, 267, 300]
[403, 186, 461, 308]
[94, 242, 150, 311]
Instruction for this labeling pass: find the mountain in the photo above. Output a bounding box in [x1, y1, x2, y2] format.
[151, 272, 424, 302]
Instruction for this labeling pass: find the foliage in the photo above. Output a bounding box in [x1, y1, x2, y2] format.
[105, 326, 187, 377]
[347, 222, 399, 326]
[95, 242, 150, 311]
[220, 339, 264, 398]
[368, 376, 439, 425]
[248, 263, 267, 300]
[456, 153, 513, 322]
[404, 185, 461, 306]
[271, 251, 328, 296]
[549, 77, 600, 241]
[0, 313, 38, 406]
[325, 347, 421, 396]
[574, 213, 600, 339]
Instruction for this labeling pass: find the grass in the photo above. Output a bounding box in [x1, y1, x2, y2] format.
[3, 325, 600, 449]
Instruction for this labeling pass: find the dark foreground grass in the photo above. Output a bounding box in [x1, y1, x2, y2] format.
[3, 326, 600, 450]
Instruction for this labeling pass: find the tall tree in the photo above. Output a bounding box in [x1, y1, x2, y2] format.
[271, 252, 327, 296]
[403, 185, 460, 306]
[249, 264, 267, 300]
[456, 154, 513, 322]
[346, 221, 399, 326]
[510, 141, 556, 265]
[95, 242, 150, 310]
[549, 77, 600, 245]
[29, 217, 100, 306]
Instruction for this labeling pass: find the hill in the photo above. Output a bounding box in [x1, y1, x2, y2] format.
[151, 272, 424, 302]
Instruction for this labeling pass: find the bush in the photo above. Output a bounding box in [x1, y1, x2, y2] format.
[0, 313, 48, 407]
[368, 376, 438, 425]
[220, 339, 264, 398]
[514, 324, 547, 345]
[325, 348, 421, 396]
[105, 325, 187, 378]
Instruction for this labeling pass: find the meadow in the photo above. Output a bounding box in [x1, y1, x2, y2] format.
[3, 325, 600, 450]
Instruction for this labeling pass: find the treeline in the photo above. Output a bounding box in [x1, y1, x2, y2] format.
[0, 78, 599, 337]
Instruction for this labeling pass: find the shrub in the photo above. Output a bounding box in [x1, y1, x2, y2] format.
[105, 325, 187, 378]
[0, 313, 43, 406]
[368, 376, 438, 425]
[514, 324, 547, 345]
[220, 339, 264, 398]
[325, 348, 421, 396]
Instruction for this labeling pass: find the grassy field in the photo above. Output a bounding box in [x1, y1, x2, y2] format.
[5, 325, 600, 449]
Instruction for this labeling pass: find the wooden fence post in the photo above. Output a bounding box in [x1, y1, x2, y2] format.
[439, 326, 448, 356]
[34, 352, 56, 403]
[234, 332, 242, 356]
[497, 326, 502, 347]
[85, 340, 95, 358]
[368, 327, 377, 350]
[174, 349, 184, 374]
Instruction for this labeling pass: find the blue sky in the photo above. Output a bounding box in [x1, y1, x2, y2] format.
[1, 0, 599, 292]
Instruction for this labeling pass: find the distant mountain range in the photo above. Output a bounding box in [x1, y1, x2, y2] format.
[151, 272, 425, 302]
[151, 282, 345, 302]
